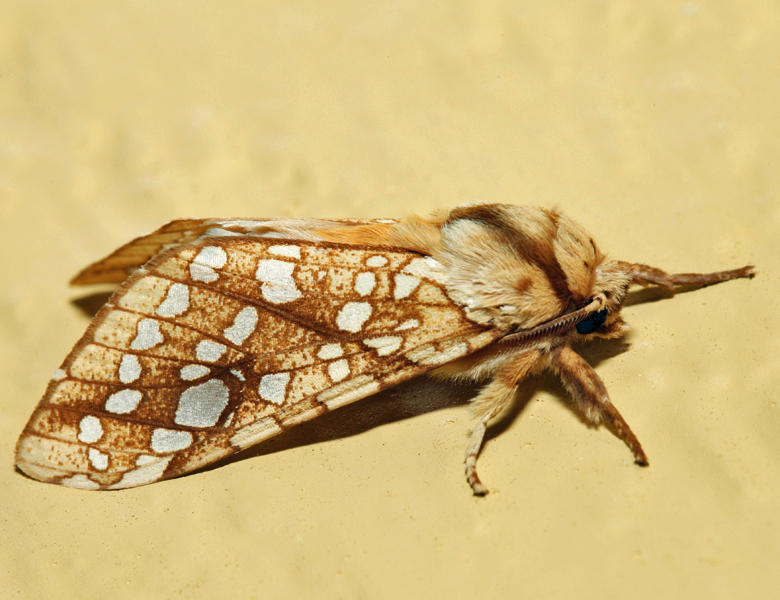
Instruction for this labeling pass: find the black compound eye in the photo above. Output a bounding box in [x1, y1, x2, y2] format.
[576, 309, 608, 335]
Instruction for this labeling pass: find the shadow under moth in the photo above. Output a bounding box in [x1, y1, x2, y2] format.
[15, 204, 755, 494]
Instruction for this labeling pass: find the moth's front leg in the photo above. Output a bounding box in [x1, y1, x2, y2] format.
[550, 345, 648, 466]
[615, 261, 755, 290]
[465, 350, 539, 496]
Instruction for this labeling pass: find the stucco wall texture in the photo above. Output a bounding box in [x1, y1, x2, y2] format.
[2, 2, 778, 599]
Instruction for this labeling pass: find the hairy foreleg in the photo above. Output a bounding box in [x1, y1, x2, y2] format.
[550, 345, 648, 466]
[465, 350, 539, 496]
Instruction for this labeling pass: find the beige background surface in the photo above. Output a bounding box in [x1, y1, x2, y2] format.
[2, 1, 778, 598]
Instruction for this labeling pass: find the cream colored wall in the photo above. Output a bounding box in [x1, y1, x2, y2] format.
[2, 2, 778, 598]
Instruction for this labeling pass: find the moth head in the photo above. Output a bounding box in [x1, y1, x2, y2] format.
[434, 204, 632, 342]
[574, 260, 633, 340]
[436, 204, 603, 331]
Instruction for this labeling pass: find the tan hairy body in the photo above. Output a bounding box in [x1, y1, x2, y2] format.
[15, 205, 754, 494]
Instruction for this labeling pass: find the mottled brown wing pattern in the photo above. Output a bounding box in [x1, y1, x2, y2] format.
[17, 237, 499, 489]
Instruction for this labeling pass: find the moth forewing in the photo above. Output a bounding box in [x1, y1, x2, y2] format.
[15, 204, 754, 494]
[16, 233, 501, 490]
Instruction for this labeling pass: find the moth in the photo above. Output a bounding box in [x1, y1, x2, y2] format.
[15, 204, 754, 494]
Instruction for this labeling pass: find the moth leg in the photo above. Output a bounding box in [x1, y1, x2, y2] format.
[465, 379, 515, 496]
[550, 345, 648, 466]
[465, 350, 539, 496]
[615, 261, 755, 290]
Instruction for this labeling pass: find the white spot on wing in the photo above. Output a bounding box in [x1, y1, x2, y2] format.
[195, 340, 226, 362]
[230, 417, 282, 449]
[317, 343, 343, 360]
[259, 372, 290, 404]
[151, 429, 193, 453]
[52, 368, 67, 381]
[223, 306, 258, 345]
[328, 359, 350, 382]
[195, 246, 227, 268]
[354, 272, 376, 296]
[174, 379, 229, 427]
[395, 319, 419, 331]
[190, 246, 227, 283]
[393, 274, 420, 299]
[61, 474, 100, 490]
[317, 375, 380, 409]
[180, 364, 211, 381]
[190, 263, 217, 283]
[366, 255, 388, 267]
[363, 336, 403, 356]
[118, 354, 141, 384]
[255, 259, 302, 304]
[136, 454, 156, 466]
[230, 368, 246, 381]
[77, 416, 103, 443]
[404, 256, 445, 282]
[336, 301, 372, 332]
[88, 448, 109, 470]
[107, 456, 173, 489]
[406, 341, 469, 365]
[156, 283, 190, 317]
[105, 389, 143, 414]
[268, 244, 301, 259]
[405, 346, 435, 363]
[130, 318, 163, 350]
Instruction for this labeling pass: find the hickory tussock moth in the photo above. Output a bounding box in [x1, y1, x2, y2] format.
[15, 205, 755, 494]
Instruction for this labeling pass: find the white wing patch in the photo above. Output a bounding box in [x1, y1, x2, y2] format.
[88, 448, 109, 470]
[327, 359, 351, 382]
[174, 379, 229, 427]
[354, 272, 376, 296]
[255, 259, 302, 304]
[118, 354, 141, 383]
[77, 416, 103, 444]
[268, 244, 301, 259]
[130, 319, 164, 350]
[393, 274, 420, 299]
[189, 246, 227, 283]
[105, 389, 143, 414]
[195, 340, 226, 362]
[363, 336, 403, 356]
[156, 283, 190, 317]
[223, 306, 258, 345]
[317, 343, 343, 359]
[336, 302, 372, 332]
[180, 364, 211, 381]
[259, 372, 291, 404]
